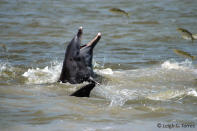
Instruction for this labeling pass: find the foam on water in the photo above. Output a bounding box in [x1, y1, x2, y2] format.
[161, 59, 193, 70]
[147, 89, 186, 101]
[94, 59, 197, 106]
[21, 59, 197, 106]
[95, 68, 114, 75]
[22, 60, 114, 84]
[95, 86, 197, 106]
[187, 88, 197, 97]
[0, 61, 15, 77]
[0, 62, 8, 74]
[148, 88, 197, 101]
[22, 61, 62, 84]
[93, 85, 140, 106]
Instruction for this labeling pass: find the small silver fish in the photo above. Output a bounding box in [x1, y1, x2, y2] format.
[173, 49, 195, 60]
[109, 8, 129, 17]
[192, 34, 197, 40]
[0, 44, 7, 52]
[176, 28, 194, 41]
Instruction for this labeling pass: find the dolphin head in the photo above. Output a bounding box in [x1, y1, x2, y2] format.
[66, 26, 83, 59]
[80, 32, 101, 72]
[59, 27, 101, 84]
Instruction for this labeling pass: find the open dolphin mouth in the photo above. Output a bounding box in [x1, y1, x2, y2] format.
[79, 27, 101, 50]
[85, 32, 101, 47]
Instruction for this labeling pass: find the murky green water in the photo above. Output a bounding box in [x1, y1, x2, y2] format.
[0, 0, 197, 130]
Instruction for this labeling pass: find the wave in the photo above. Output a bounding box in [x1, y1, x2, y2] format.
[95, 68, 114, 75]
[94, 85, 197, 106]
[0, 61, 15, 78]
[93, 85, 142, 106]
[21, 59, 197, 106]
[161, 59, 194, 70]
[93, 59, 197, 106]
[22, 60, 115, 84]
[22, 61, 62, 84]
[147, 88, 197, 101]
[21, 59, 196, 84]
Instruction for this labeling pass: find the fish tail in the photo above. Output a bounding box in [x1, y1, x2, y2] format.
[192, 56, 196, 60]
[192, 36, 195, 43]
[126, 12, 131, 18]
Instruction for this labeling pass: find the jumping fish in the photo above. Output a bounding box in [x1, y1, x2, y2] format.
[192, 34, 197, 40]
[176, 28, 194, 41]
[0, 44, 7, 52]
[109, 8, 129, 17]
[173, 49, 195, 60]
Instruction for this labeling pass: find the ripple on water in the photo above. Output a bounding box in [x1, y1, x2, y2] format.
[1, 0, 197, 130]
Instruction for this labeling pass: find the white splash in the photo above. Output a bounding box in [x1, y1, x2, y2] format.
[147, 90, 186, 101]
[94, 85, 138, 106]
[0, 63, 7, 73]
[161, 59, 193, 70]
[93, 60, 101, 68]
[147, 88, 197, 101]
[22, 61, 62, 84]
[0, 62, 15, 77]
[95, 68, 113, 75]
[187, 88, 197, 97]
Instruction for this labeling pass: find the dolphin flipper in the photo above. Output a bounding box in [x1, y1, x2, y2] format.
[70, 82, 96, 97]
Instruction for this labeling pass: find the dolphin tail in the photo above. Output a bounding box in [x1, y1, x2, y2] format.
[70, 82, 96, 97]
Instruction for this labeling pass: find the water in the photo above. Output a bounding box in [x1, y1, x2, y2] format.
[0, 0, 197, 130]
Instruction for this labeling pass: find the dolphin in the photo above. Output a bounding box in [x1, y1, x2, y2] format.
[58, 27, 101, 97]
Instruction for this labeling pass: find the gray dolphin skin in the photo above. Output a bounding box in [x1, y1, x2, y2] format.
[70, 82, 96, 97]
[58, 27, 101, 97]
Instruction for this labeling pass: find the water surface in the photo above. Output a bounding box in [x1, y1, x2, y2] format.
[0, 0, 197, 130]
